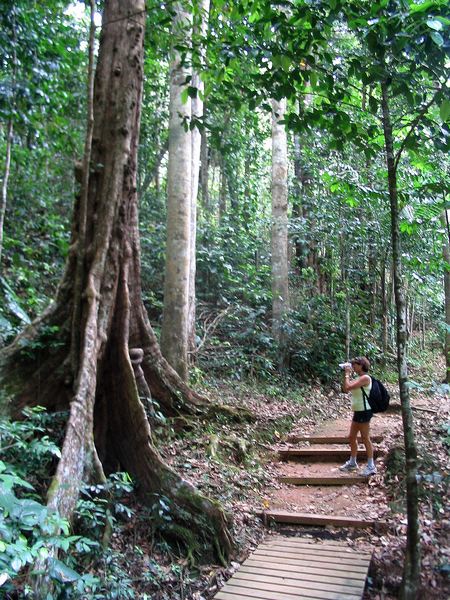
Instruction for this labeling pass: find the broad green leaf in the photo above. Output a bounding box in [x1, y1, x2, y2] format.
[48, 558, 80, 583]
[426, 18, 443, 31]
[280, 55, 291, 72]
[410, 1, 436, 13]
[440, 99, 450, 122]
[180, 88, 189, 104]
[430, 31, 444, 46]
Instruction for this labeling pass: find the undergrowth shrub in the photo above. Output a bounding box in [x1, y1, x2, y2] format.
[0, 409, 136, 598]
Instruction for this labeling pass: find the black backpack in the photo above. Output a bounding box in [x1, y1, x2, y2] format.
[362, 377, 390, 413]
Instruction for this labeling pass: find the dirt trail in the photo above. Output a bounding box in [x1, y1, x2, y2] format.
[268, 411, 402, 520]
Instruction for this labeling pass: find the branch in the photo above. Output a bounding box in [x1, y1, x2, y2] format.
[393, 89, 440, 171]
[192, 306, 234, 355]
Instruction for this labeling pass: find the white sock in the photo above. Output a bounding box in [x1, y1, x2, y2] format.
[349, 457, 357, 466]
[367, 458, 375, 469]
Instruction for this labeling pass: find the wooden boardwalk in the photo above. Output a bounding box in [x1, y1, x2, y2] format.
[214, 536, 372, 600]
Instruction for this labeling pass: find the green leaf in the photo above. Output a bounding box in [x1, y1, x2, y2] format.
[410, 1, 435, 13]
[426, 18, 443, 31]
[440, 99, 450, 122]
[180, 88, 189, 104]
[48, 558, 80, 583]
[280, 55, 291, 72]
[0, 277, 31, 324]
[430, 31, 444, 46]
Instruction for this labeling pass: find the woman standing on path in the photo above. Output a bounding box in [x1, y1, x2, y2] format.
[340, 357, 377, 476]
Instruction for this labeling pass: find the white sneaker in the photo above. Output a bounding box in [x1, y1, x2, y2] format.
[339, 460, 358, 472]
[361, 464, 377, 476]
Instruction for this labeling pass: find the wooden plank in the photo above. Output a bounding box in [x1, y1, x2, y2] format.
[262, 539, 371, 560]
[278, 448, 383, 460]
[257, 540, 372, 561]
[264, 536, 371, 553]
[278, 475, 367, 485]
[239, 564, 365, 586]
[286, 434, 383, 444]
[244, 557, 368, 578]
[217, 582, 358, 600]
[230, 571, 363, 595]
[214, 536, 371, 600]
[252, 547, 370, 568]
[258, 509, 381, 528]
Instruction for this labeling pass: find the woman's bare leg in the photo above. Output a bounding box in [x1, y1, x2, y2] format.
[349, 421, 360, 460]
[358, 422, 373, 459]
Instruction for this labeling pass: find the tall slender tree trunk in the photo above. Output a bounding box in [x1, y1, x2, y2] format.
[380, 251, 389, 363]
[292, 133, 305, 271]
[200, 124, 209, 209]
[442, 210, 450, 382]
[0, 12, 16, 271]
[270, 98, 289, 366]
[381, 79, 420, 600]
[188, 0, 210, 361]
[160, 4, 193, 381]
[0, 119, 13, 269]
[219, 152, 227, 220]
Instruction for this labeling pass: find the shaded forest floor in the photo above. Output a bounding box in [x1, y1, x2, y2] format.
[108, 360, 449, 600]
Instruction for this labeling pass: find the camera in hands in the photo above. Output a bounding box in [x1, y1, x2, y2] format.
[339, 362, 352, 369]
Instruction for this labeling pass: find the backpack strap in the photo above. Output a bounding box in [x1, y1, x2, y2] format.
[361, 376, 371, 411]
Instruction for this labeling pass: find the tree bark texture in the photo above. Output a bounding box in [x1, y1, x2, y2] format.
[0, 119, 13, 269]
[0, 10, 16, 270]
[200, 126, 209, 209]
[292, 133, 306, 271]
[381, 79, 420, 600]
[0, 0, 232, 565]
[441, 210, 450, 383]
[188, 0, 210, 359]
[270, 98, 289, 359]
[160, 3, 193, 382]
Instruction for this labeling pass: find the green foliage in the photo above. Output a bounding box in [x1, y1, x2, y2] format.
[440, 421, 450, 451]
[0, 408, 139, 598]
[0, 412, 87, 597]
[0, 0, 86, 324]
[0, 407, 63, 492]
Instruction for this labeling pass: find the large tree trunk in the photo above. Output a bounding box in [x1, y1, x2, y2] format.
[0, 0, 232, 566]
[160, 3, 193, 381]
[270, 98, 289, 366]
[381, 79, 420, 599]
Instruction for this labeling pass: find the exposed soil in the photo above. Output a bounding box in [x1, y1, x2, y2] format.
[269, 415, 398, 519]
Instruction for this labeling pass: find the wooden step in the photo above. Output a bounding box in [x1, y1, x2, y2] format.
[278, 448, 383, 461]
[214, 535, 372, 600]
[286, 434, 383, 444]
[258, 509, 384, 529]
[278, 475, 367, 486]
